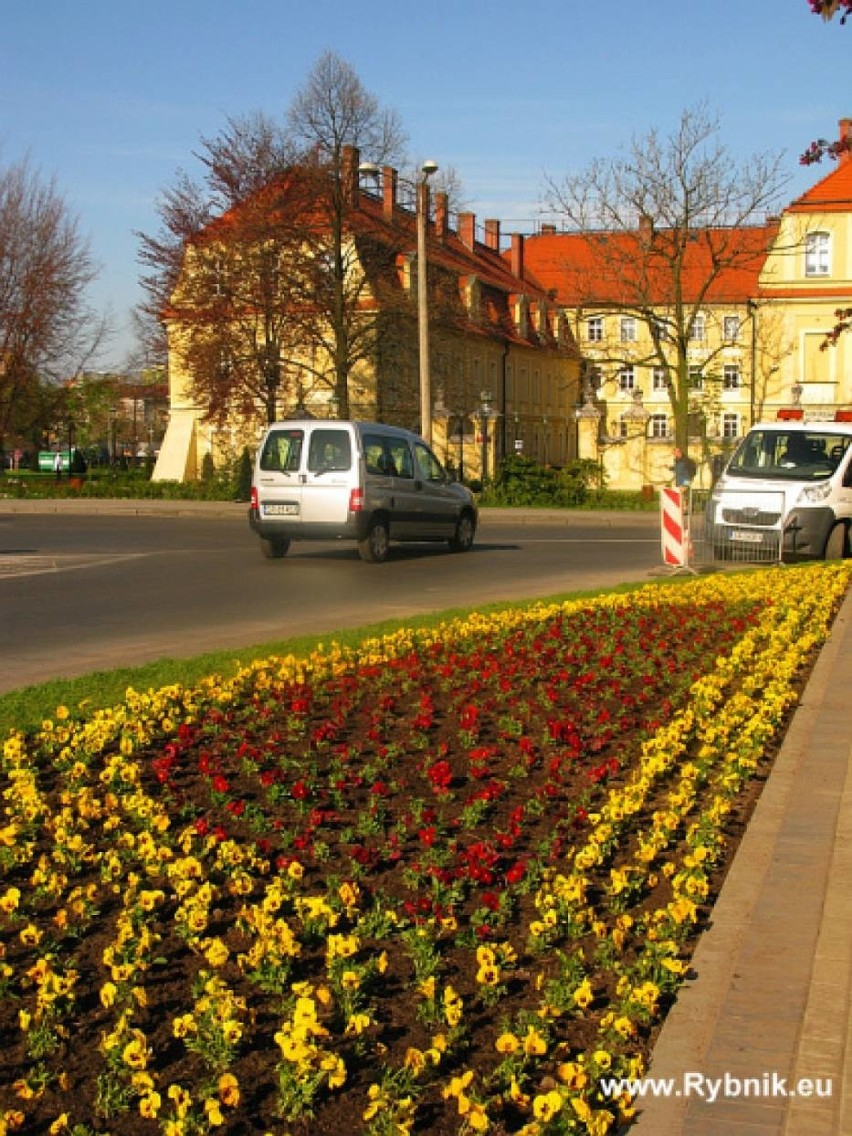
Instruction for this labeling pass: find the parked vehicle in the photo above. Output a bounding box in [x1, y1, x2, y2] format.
[706, 413, 852, 561]
[249, 420, 478, 562]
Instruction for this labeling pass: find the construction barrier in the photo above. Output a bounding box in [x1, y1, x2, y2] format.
[660, 486, 690, 568]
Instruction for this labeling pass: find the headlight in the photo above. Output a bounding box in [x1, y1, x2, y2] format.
[797, 481, 833, 504]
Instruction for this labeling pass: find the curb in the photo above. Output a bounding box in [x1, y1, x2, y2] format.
[0, 499, 658, 526]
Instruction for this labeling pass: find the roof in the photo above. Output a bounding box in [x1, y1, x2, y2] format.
[517, 223, 780, 308]
[181, 164, 574, 353]
[787, 155, 852, 214]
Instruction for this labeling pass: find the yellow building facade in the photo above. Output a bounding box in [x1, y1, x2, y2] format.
[153, 151, 580, 485]
[155, 127, 852, 493]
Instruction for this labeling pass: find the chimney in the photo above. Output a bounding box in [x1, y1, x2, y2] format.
[511, 232, 524, 280]
[840, 118, 852, 165]
[540, 223, 556, 236]
[458, 211, 476, 249]
[342, 144, 360, 207]
[382, 165, 397, 218]
[434, 191, 449, 240]
[484, 219, 500, 251]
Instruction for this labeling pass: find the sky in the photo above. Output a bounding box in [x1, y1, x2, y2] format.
[1, 0, 849, 370]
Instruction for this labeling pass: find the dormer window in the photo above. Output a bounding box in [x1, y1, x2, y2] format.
[805, 231, 830, 277]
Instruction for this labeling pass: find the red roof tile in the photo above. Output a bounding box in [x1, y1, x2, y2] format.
[517, 224, 779, 307]
[788, 156, 852, 213]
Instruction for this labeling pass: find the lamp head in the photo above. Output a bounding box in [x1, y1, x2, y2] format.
[421, 159, 439, 178]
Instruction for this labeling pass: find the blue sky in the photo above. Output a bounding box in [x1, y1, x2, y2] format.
[1, 0, 848, 369]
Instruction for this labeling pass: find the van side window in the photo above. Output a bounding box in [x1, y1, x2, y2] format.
[308, 429, 352, 472]
[260, 430, 303, 472]
[414, 442, 445, 482]
[388, 440, 414, 479]
[363, 433, 398, 476]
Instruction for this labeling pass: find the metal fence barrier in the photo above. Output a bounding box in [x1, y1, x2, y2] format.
[687, 490, 783, 569]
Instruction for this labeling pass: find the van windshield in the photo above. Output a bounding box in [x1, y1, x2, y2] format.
[727, 429, 851, 481]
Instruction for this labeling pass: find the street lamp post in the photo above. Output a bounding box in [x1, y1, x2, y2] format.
[417, 161, 439, 445]
[359, 157, 438, 441]
[479, 389, 494, 483]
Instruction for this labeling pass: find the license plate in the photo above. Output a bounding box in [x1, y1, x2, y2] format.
[263, 502, 299, 516]
[731, 529, 763, 543]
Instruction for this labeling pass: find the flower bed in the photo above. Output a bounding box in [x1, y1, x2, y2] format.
[1, 564, 850, 1135]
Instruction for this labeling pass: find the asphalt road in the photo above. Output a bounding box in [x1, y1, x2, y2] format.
[0, 503, 664, 693]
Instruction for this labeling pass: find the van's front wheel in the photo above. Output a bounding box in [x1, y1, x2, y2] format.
[358, 518, 390, 563]
[449, 511, 476, 552]
[824, 522, 849, 560]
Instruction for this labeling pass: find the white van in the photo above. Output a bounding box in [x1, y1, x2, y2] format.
[249, 419, 478, 562]
[706, 414, 852, 561]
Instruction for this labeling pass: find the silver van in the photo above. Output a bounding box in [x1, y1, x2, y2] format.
[706, 414, 852, 561]
[249, 419, 478, 562]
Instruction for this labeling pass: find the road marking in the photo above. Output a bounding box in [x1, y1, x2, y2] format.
[0, 553, 146, 579]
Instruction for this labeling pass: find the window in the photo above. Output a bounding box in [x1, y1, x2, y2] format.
[620, 317, 637, 342]
[260, 429, 303, 472]
[414, 442, 445, 482]
[721, 413, 740, 439]
[307, 429, 352, 472]
[652, 367, 668, 392]
[723, 315, 741, 342]
[649, 413, 670, 439]
[723, 365, 741, 390]
[586, 316, 604, 342]
[688, 314, 706, 342]
[805, 231, 830, 277]
[689, 366, 704, 391]
[618, 365, 636, 391]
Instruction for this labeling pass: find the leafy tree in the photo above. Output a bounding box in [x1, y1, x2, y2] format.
[544, 104, 788, 450]
[0, 156, 103, 453]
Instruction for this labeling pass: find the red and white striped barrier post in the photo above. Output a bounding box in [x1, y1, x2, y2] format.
[660, 486, 690, 567]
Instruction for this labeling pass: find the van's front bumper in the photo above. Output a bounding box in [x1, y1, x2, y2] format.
[705, 503, 834, 562]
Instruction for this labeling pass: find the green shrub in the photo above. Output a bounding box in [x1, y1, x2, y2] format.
[479, 455, 604, 508]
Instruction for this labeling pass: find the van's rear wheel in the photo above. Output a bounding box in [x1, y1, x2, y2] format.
[449, 511, 476, 552]
[358, 519, 390, 563]
[824, 522, 849, 560]
[260, 537, 290, 559]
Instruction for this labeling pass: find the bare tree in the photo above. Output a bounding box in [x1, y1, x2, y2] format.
[0, 156, 102, 450]
[137, 112, 305, 423]
[138, 62, 410, 426]
[286, 51, 408, 417]
[545, 104, 789, 449]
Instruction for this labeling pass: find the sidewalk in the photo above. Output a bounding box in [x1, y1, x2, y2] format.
[633, 585, 852, 1135]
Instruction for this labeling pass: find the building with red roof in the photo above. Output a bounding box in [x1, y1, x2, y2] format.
[155, 124, 852, 493]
